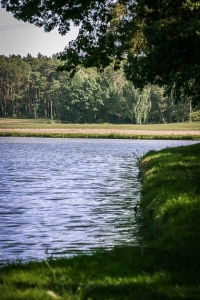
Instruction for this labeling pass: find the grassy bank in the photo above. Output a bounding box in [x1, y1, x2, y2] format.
[0, 143, 200, 299]
[1, 131, 200, 140]
[138, 142, 200, 258]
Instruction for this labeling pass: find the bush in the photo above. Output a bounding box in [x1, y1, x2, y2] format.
[190, 110, 200, 122]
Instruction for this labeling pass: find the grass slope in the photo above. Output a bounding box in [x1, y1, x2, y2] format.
[138, 143, 200, 267]
[0, 143, 200, 299]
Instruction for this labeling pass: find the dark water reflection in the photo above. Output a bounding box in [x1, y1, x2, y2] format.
[0, 137, 197, 263]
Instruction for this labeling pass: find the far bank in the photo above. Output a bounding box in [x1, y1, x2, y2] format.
[0, 118, 200, 140]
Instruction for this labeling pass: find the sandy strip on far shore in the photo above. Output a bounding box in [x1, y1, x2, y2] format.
[0, 128, 200, 135]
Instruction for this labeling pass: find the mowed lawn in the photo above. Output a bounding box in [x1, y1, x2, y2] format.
[0, 118, 200, 131]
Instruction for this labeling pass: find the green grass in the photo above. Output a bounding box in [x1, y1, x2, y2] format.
[0, 118, 200, 131]
[1, 246, 200, 300]
[0, 131, 199, 140]
[0, 142, 200, 299]
[138, 143, 200, 258]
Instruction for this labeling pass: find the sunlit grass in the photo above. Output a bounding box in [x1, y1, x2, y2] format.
[0, 118, 200, 131]
[0, 118, 200, 139]
[138, 143, 200, 257]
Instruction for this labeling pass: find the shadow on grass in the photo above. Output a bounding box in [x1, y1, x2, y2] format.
[1, 246, 200, 299]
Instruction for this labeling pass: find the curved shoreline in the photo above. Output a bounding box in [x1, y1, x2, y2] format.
[0, 141, 200, 299]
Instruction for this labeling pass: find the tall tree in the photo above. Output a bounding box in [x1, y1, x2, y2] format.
[0, 55, 31, 117]
[123, 0, 200, 103]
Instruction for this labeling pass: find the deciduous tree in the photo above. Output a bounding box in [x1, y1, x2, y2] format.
[1, 0, 199, 102]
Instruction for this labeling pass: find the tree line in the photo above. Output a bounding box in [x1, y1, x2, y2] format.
[0, 54, 199, 123]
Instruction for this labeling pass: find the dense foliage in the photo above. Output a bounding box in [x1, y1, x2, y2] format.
[1, 54, 199, 123]
[1, 0, 200, 102]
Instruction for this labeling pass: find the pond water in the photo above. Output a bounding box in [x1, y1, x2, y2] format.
[0, 137, 197, 263]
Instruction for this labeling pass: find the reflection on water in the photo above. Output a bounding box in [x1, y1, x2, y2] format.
[0, 137, 197, 263]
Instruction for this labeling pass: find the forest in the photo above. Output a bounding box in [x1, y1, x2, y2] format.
[0, 54, 199, 124]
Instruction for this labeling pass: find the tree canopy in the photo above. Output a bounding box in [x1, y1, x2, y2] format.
[1, 54, 198, 123]
[1, 0, 200, 101]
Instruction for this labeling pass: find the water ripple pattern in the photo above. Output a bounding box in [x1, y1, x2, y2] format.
[0, 137, 196, 263]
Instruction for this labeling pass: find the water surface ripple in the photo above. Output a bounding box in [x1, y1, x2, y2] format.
[0, 137, 196, 263]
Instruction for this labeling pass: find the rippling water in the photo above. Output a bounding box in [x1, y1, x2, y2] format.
[0, 137, 196, 263]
